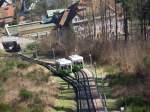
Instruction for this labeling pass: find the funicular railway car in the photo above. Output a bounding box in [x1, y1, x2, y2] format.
[55, 58, 72, 76]
[2, 36, 21, 52]
[69, 54, 84, 72]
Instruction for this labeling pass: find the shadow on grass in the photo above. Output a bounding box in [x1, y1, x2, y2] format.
[53, 106, 75, 112]
[58, 95, 75, 100]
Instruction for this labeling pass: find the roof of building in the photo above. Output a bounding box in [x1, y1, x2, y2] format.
[56, 58, 72, 66]
[47, 9, 65, 17]
[69, 54, 83, 62]
[0, 5, 14, 19]
[5, 21, 55, 36]
[0, 4, 14, 24]
[2, 36, 19, 42]
[0, 0, 12, 8]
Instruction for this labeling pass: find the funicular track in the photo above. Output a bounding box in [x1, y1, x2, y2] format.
[81, 70, 107, 112]
[75, 72, 90, 112]
[15, 53, 107, 112]
[75, 71, 96, 112]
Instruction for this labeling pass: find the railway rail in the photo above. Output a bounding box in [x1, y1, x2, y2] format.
[14, 53, 107, 112]
[76, 72, 91, 112]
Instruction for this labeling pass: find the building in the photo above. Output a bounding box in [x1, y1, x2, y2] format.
[72, 0, 124, 39]
[47, 9, 65, 18]
[0, 0, 12, 8]
[0, 0, 15, 25]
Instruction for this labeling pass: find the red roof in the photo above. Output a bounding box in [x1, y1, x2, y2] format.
[0, 4, 14, 23]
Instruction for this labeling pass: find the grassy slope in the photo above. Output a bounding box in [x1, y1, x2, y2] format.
[92, 64, 150, 112]
[0, 57, 57, 112]
[0, 48, 77, 112]
[51, 78, 76, 112]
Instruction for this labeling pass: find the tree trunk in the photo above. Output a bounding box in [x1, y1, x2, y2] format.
[143, 14, 147, 40]
[123, 4, 129, 42]
[91, 1, 96, 39]
[115, 0, 118, 41]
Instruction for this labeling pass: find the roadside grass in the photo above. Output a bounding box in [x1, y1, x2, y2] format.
[51, 77, 76, 112]
[94, 64, 150, 112]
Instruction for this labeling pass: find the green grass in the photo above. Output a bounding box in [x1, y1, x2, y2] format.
[20, 89, 33, 101]
[96, 77, 118, 111]
[107, 99, 118, 110]
[95, 64, 149, 112]
[0, 103, 13, 112]
[0, 50, 8, 57]
[51, 78, 76, 112]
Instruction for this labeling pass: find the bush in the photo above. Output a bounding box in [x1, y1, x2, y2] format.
[26, 43, 39, 51]
[109, 74, 143, 86]
[16, 61, 30, 69]
[0, 87, 4, 97]
[0, 103, 12, 112]
[136, 56, 150, 75]
[26, 70, 49, 82]
[126, 105, 149, 112]
[5, 60, 17, 69]
[116, 96, 149, 108]
[29, 97, 44, 112]
[0, 68, 11, 82]
[20, 89, 33, 101]
[30, 105, 44, 112]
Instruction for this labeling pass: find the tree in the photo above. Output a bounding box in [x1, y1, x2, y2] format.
[115, 0, 118, 41]
[117, 0, 129, 42]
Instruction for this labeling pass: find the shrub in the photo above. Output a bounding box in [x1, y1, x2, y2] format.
[29, 97, 44, 112]
[5, 60, 17, 69]
[26, 70, 49, 82]
[20, 89, 33, 101]
[116, 96, 148, 108]
[0, 103, 12, 112]
[26, 43, 39, 51]
[126, 105, 150, 112]
[116, 96, 150, 112]
[16, 61, 30, 69]
[0, 87, 4, 98]
[109, 74, 143, 86]
[136, 56, 150, 75]
[0, 68, 11, 82]
[30, 105, 44, 112]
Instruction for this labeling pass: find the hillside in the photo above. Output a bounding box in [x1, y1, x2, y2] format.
[0, 52, 76, 112]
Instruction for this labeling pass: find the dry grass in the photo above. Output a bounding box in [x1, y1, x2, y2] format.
[0, 60, 59, 112]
